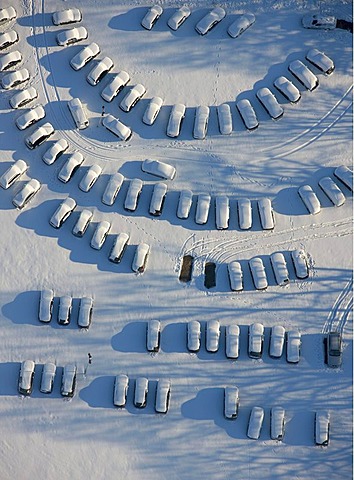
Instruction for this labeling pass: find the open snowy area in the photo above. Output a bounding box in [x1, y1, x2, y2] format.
[0, 0, 353, 478]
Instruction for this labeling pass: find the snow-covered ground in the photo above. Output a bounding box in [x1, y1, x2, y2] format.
[0, 0, 352, 478]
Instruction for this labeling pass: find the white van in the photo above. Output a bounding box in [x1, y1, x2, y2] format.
[109, 232, 129, 263]
[215, 195, 229, 229]
[271, 407, 285, 440]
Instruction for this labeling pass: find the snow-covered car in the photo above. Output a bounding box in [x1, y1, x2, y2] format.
[0, 6, 16, 25]
[42, 139, 69, 165]
[56, 27, 88, 47]
[124, 178, 143, 211]
[0, 159, 28, 189]
[298, 185, 321, 214]
[315, 411, 330, 446]
[236, 98, 259, 130]
[18, 360, 35, 395]
[90, 221, 111, 250]
[0, 29, 19, 50]
[1, 67, 29, 90]
[206, 319, 220, 353]
[167, 6, 191, 30]
[25, 122, 54, 149]
[58, 295, 72, 325]
[256, 87, 284, 120]
[224, 386, 239, 419]
[177, 189, 193, 219]
[50, 197, 77, 228]
[67, 97, 89, 129]
[58, 152, 84, 183]
[87, 56, 113, 86]
[187, 320, 201, 353]
[78, 296, 93, 329]
[70, 42, 100, 71]
[273, 76, 301, 103]
[217, 103, 232, 135]
[306, 48, 335, 75]
[141, 5, 163, 30]
[269, 325, 286, 358]
[38, 288, 54, 323]
[247, 406, 264, 439]
[326, 331, 342, 368]
[52, 8, 82, 26]
[225, 324, 240, 359]
[195, 7, 226, 35]
[166, 103, 185, 138]
[15, 105, 45, 130]
[101, 71, 130, 102]
[102, 172, 124, 206]
[40, 363, 56, 394]
[132, 243, 150, 273]
[109, 232, 129, 263]
[249, 257, 268, 290]
[271, 406, 285, 441]
[193, 105, 209, 140]
[195, 193, 211, 225]
[10, 86, 38, 109]
[238, 198, 252, 230]
[248, 322, 264, 359]
[113, 374, 129, 408]
[155, 379, 171, 414]
[102, 114, 132, 141]
[79, 164, 102, 192]
[270, 252, 289, 286]
[227, 261, 243, 292]
[134, 377, 149, 408]
[288, 60, 319, 91]
[286, 330, 301, 363]
[291, 249, 309, 279]
[12, 178, 41, 210]
[149, 182, 167, 216]
[333, 165, 353, 191]
[143, 96, 163, 125]
[227, 13, 255, 38]
[72, 209, 93, 237]
[141, 159, 176, 180]
[318, 176, 345, 207]
[0, 50, 22, 71]
[215, 195, 229, 230]
[120, 83, 146, 112]
[61, 364, 77, 397]
[146, 319, 161, 352]
[302, 14, 336, 30]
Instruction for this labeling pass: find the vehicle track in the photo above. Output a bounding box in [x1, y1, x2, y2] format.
[322, 279, 353, 334]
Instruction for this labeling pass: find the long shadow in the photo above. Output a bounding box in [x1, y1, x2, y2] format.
[111, 321, 147, 353]
[79, 375, 116, 408]
[160, 322, 187, 354]
[0, 362, 21, 396]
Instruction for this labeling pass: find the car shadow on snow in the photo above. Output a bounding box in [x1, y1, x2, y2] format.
[111, 321, 147, 353]
[0, 362, 21, 396]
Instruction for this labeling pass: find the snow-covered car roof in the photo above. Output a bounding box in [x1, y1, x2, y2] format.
[58, 295, 72, 324]
[78, 296, 93, 328]
[227, 261, 243, 292]
[177, 189, 193, 219]
[269, 325, 285, 358]
[288, 60, 319, 91]
[40, 363, 56, 393]
[224, 386, 239, 418]
[70, 42, 100, 71]
[273, 76, 301, 103]
[166, 104, 185, 137]
[143, 96, 163, 125]
[149, 182, 167, 216]
[87, 56, 113, 85]
[298, 185, 321, 214]
[1, 68, 29, 89]
[50, 197, 77, 228]
[52, 8, 82, 26]
[195, 7, 226, 35]
[114, 374, 129, 407]
[291, 249, 309, 279]
[256, 87, 284, 120]
[238, 198, 252, 230]
[147, 319, 161, 351]
[217, 103, 232, 135]
[270, 406, 285, 440]
[286, 330, 301, 363]
[167, 6, 191, 31]
[226, 324, 240, 359]
[249, 257, 268, 290]
[306, 48, 335, 75]
[90, 221, 111, 250]
[72, 209, 93, 237]
[79, 164, 102, 192]
[0, 29, 18, 50]
[193, 106, 209, 140]
[0, 50, 22, 71]
[120, 84, 146, 112]
[56, 27, 88, 47]
[215, 195, 229, 230]
[68, 97, 89, 130]
[101, 71, 130, 102]
[155, 379, 171, 413]
[248, 322, 264, 357]
[18, 360, 35, 394]
[334, 165, 353, 191]
[247, 406, 264, 439]
[42, 139, 69, 165]
[109, 232, 129, 263]
[141, 5, 163, 30]
[0, 6, 16, 25]
[195, 193, 211, 225]
[15, 105, 45, 131]
[134, 377, 148, 407]
[318, 176, 345, 207]
[270, 252, 289, 286]
[302, 14, 336, 30]
[132, 243, 150, 273]
[102, 114, 132, 141]
[141, 159, 176, 180]
[315, 410, 330, 445]
[206, 319, 220, 352]
[227, 13, 255, 38]
[58, 152, 84, 183]
[61, 364, 77, 396]
[102, 172, 124, 206]
[236, 98, 259, 130]
[0, 159, 28, 189]
[39, 289, 54, 323]
[124, 178, 143, 211]
[25, 122, 54, 149]
[10, 86, 38, 109]
[12, 179, 41, 209]
[187, 320, 201, 352]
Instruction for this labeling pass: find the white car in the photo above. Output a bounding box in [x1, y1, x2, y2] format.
[217, 103, 233, 135]
[141, 159, 176, 180]
[15, 105, 45, 130]
[141, 5, 163, 30]
[238, 198, 252, 230]
[177, 189, 193, 219]
[61, 364, 77, 397]
[298, 185, 321, 214]
[102, 172, 124, 206]
[195, 7, 226, 35]
[79, 164, 102, 192]
[236, 98, 259, 130]
[315, 411, 330, 446]
[58, 295, 72, 325]
[67, 97, 89, 129]
[56, 27, 88, 47]
[215, 195, 229, 230]
[248, 322, 264, 359]
[256, 88, 284, 120]
[10, 86, 38, 109]
[193, 105, 209, 140]
[12, 179, 41, 210]
[90, 221, 111, 250]
[120, 84, 146, 112]
[273, 76, 301, 103]
[124, 178, 143, 211]
[224, 386, 240, 419]
[42, 139, 69, 165]
[149, 182, 167, 216]
[271, 406, 285, 441]
[302, 14, 336, 30]
[38, 289, 54, 323]
[195, 193, 211, 225]
[155, 379, 171, 414]
[0, 159, 28, 189]
[318, 176, 345, 206]
[249, 257, 268, 290]
[166, 103, 185, 138]
[334, 165, 353, 191]
[269, 325, 286, 358]
[206, 319, 220, 353]
[270, 252, 289, 286]
[0, 6, 16, 25]
[1, 67, 29, 89]
[18, 360, 35, 395]
[0, 29, 19, 50]
[187, 320, 201, 353]
[70, 42, 100, 71]
[225, 324, 240, 359]
[50, 197, 77, 228]
[58, 152, 84, 183]
[87, 56, 113, 86]
[40, 363, 56, 394]
[25, 122, 54, 149]
[286, 330, 301, 363]
[227, 13, 255, 38]
[101, 71, 130, 102]
[109, 232, 129, 263]
[78, 296, 93, 328]
[167, 6, 191, 31]
[0, 50, 22, 71]
[52, 8, 82, 26]
[143, 96, 163, 125]
[306, 48, 334, 75]
[72, 209, 93, 237]
[247, 406, 264, 439]
[288, 60, 319, 91]
[113, 374, 129, 408]
[102, 114, 132, 141]
[291, 249, 309, 279]
[132, 243, 150, 273]
[146, 319, 161, 352]
[227, 261, 243, 292]
[134, 377, 148, 408]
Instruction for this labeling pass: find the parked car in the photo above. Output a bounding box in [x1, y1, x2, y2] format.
[120, 84, 146, 112]
[67, 97, 89, 129]
[247, 406, 264, 439]
[40, 363, 56, 394]
[56, 27, 88, 47]
[155, 379, 171, 414]
[236, 98, 259, 130]
[228, 13, 255, 38]
[288, 60, 319, 91]
[143, 96, 163, 125]
[298, 185, 321, 214]
[177, 189, 193, 219]
[224, 386, 240, 419]
[38, 288, 54, 323]
[52, 8, 82, 25]
[257, 197, 274, 230]
[61, 364, 77, 397]
[141, 159, 176, 180]
[70, 42, 100, 71]
[248, 323, 264, 359]
[166, 104, 185, 137]
[102, 172, 124, 206]
[333, 165, 353, 191]
[0, 50, 22, 71]
[132, 243, 150, 273]
[149, 182, 167, 216]
[58, 295, 72, 325]
[10, 86, 38, 109]
[50, 197, 77, 228]
[315, 411, 330, 446]
[270, 252, 289, 286]
[291, 249, 309, 279]
[273, 76, 301, 103]
[0, 6, 16, 25]
[249, 257, 268, 290]
[0, 159, 28, 189]
[147, 319, 161, 352]
[87, 56, 113, 86]
[25, 122, 54, 149]
[195, 7, 226, 35]
[256, 87, 284, 120]
[113, 374, 129, 407]
[302, 14, 336, 30]
[271, 406, 285, 441]
[306, 48, 334, 75]
[193, 105, 209, 140]
[78, 296, 93, 328]
[79, 164, 102, 192]
[217, 103, 232, 135]
[124, 178, 143, 211]
[134, 377, 148, 408]
[286, 330, 301, 363]
[72, 209, 93, 237]
[225, 324, 240, 359]
[101, 71, 130, 102]
[187, 320, 201, 353]
[215, 195, 229, 229]
[269, 325, 286, 358]
[227, 261, 243, 292]
[109, 232, 129, 263]
[326, 331, 342, 368]
[195, 193, 211, 225]
[42, 138, 69, 165]
[1, 67, 29, 90]
[102, 114, 132, 141]
[141, 5, 163, 30]
[167, 6, 191, 30]
[18, 360, 35, 395]
[58, 152, 84, 183]
[15, 105, 45, 130]
[90, 221, 111, 250]
[12, 179, 41, 209]
[206, 319, 220, 353]
[238, 198, 252, 230]
[318, 176, 345, 206]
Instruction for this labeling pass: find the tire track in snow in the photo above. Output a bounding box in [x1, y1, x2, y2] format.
[322, 279, 353, 334]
